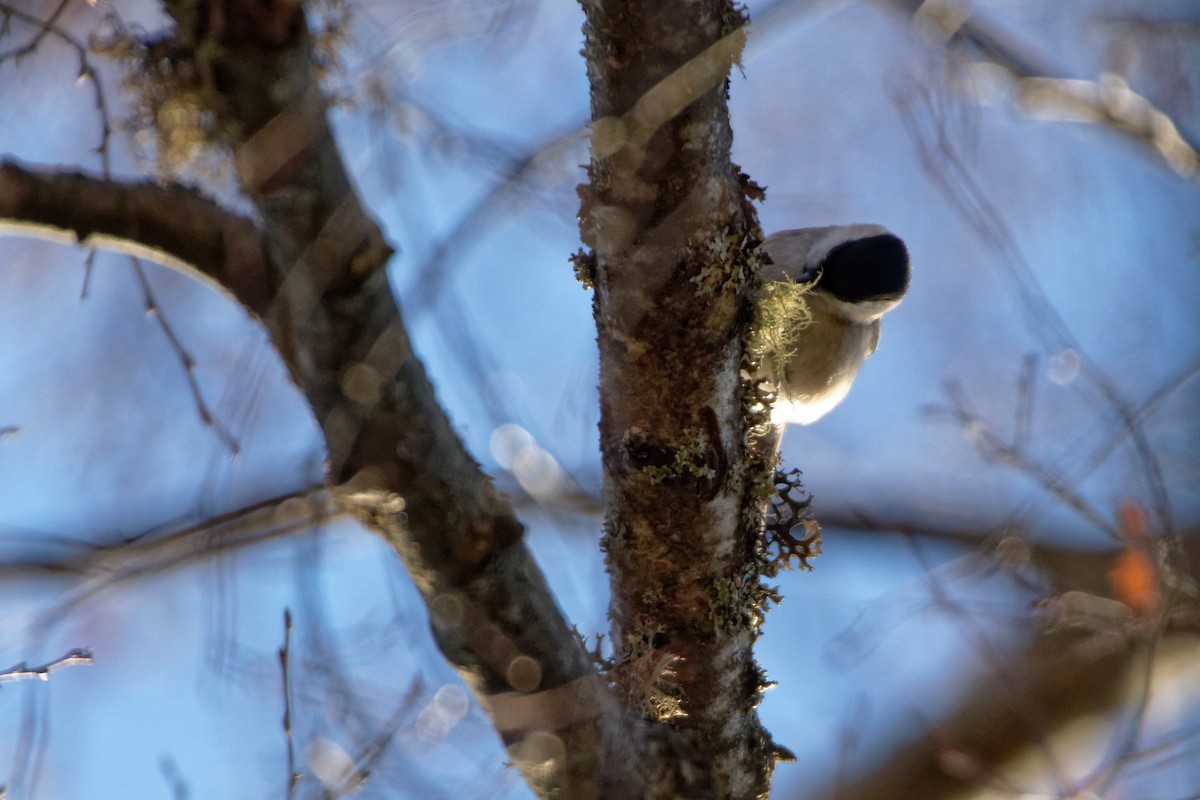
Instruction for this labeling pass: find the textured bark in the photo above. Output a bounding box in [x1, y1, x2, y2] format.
[578, 1, 776, 797]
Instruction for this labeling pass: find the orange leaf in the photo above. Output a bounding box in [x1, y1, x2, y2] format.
[1109, 500, 1158, 615]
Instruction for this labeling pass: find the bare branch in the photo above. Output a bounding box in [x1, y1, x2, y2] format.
[129, 256, 240, 454]
[278, 608, 300, 799]
[1017, 75, 1199, 179]
[0, 1, 113, 174]
[935, 381, 1123, 541]
[884, 0, 1200, 181]
[828, 567, 1194, 800]
[157, 756, 190, 800]
[893, 77, 1179, 557]
[406, 123, 586, 320]
[0, 160, 273, 313]
[0, 0, 71, 61]
[0, 648, 93, 684]
[1, 488, 339, 629]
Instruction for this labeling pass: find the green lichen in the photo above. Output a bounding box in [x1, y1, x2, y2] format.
[643, 428, 716, 484]
[569, 248, 596, 290]
[709, 575, 741, 634]
[690, 222, 762, 297]
[709, 564, 778, 635]
[599, 518, 629, 560]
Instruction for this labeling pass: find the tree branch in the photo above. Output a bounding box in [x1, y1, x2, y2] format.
[885, 0, 1200, 181]
[0, 648, 93, 684]
[137, 0, 609, 794]
[0, 159, 272, 312]
[579, 1, 777, 796]
[828, 624, 1188, 800]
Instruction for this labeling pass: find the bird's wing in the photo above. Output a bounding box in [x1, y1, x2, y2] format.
[865, 319, 882, 358]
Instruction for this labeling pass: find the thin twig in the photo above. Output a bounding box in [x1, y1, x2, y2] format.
[157, 755, 190, 800]
[0, 0, 71, 60]
[28, 490, 339, 642]
[905, 535, 1069, 795]
[1079, 635, 1161, 797]
[10, 681, 48, 796]
[80, 247, 98, 299]
[938, 381, 1123, 541]
[0, 1, 113, 175]
[1013, 353, 1037, 449]
[129, 256, 240, 456]
[1072, 359, 1200, 489]
[894, 78, 1177, 550]
[885, 0, 1200, 180]
[279, 608, 299, 799]
[0, 648, 93, 684]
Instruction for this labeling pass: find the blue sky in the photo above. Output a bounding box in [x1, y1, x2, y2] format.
[1, 0, 1198, 797]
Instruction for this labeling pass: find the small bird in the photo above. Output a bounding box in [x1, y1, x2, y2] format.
[755, 225, 910, 440]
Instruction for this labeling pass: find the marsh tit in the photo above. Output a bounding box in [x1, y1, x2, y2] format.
[754, 225, 909, 436]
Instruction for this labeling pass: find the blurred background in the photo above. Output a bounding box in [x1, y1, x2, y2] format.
[1, 0, 1198, 797]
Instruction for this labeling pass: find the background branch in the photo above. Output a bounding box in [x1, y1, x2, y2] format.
[140, 0, 609, 794]
[884, 0, 1200, 181]
[0, 648, 93, 684]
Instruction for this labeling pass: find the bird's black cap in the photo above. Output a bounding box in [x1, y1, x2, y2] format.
[813, 233, 910, 302]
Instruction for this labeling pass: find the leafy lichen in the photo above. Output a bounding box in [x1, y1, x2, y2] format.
[691, 220, 762, 297]
[642, 427, 717, 485]
[709, 563, 778, 635]
[611, 630, 685, 721]
[758, 468, 823, 577]
[569, 248, 597, 290]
